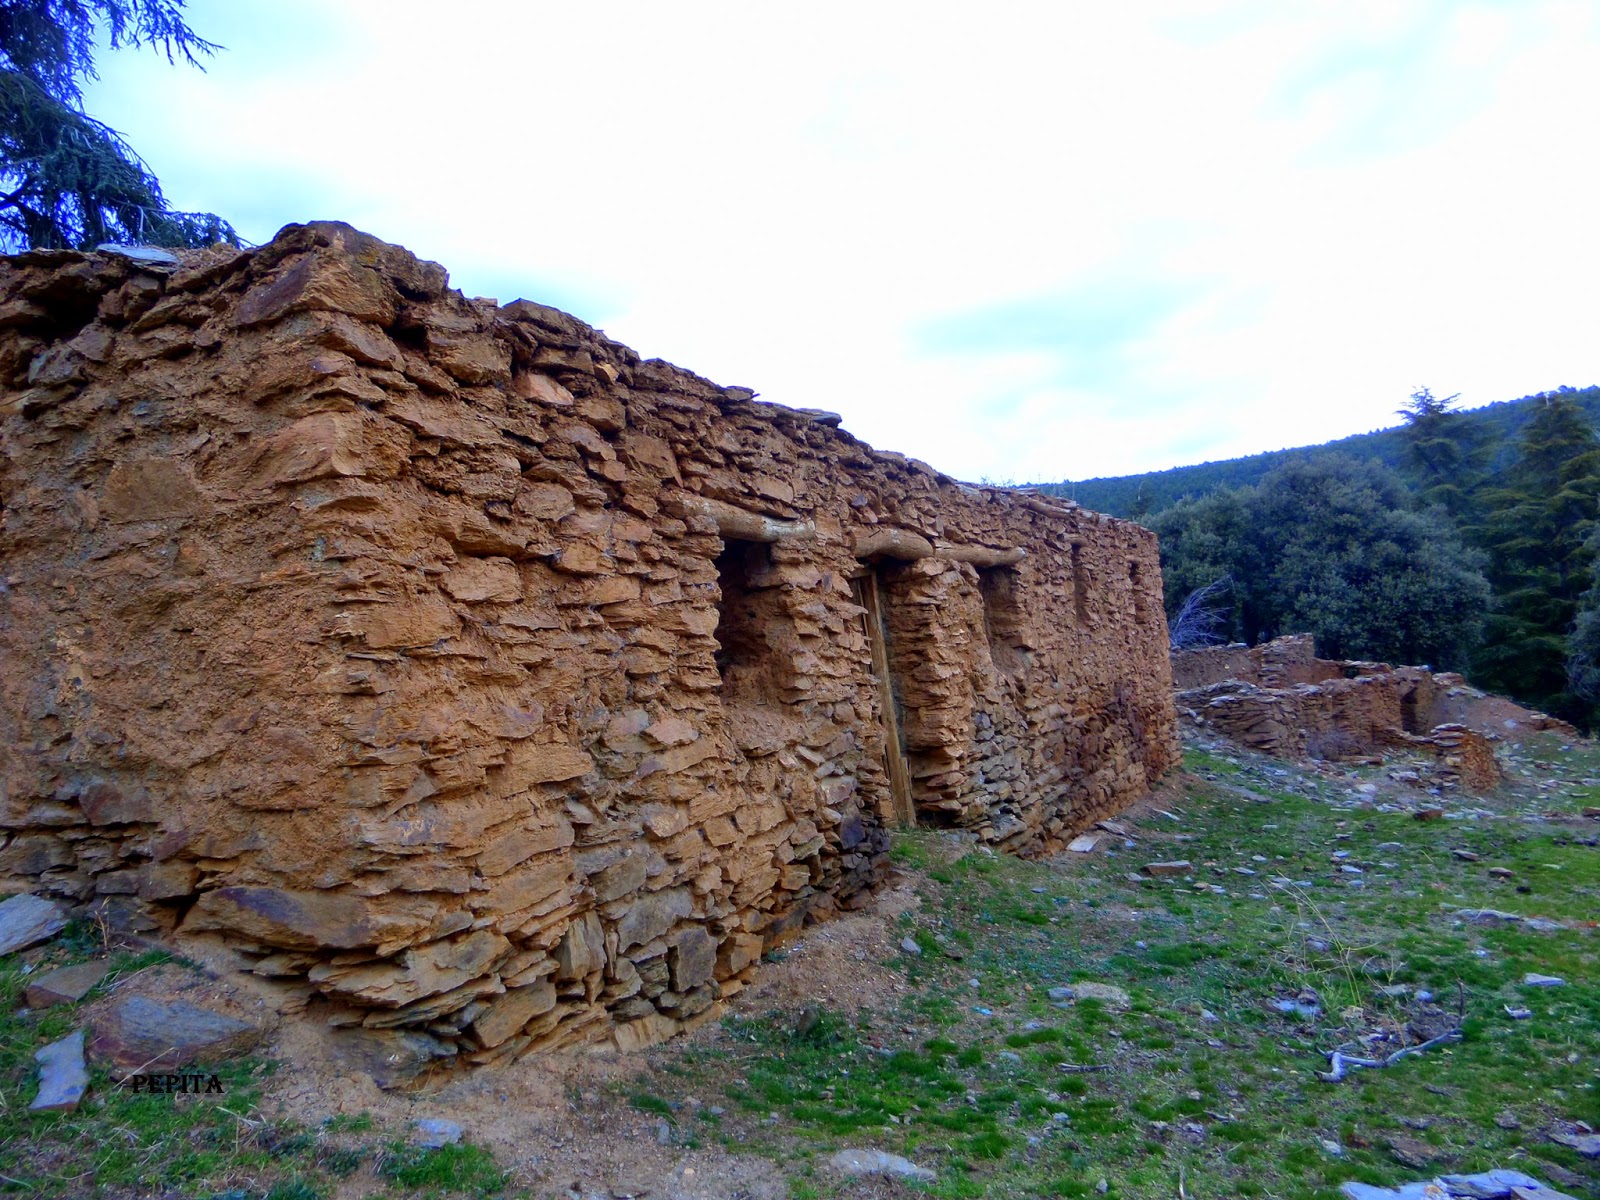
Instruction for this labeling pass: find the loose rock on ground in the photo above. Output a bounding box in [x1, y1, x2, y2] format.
[0, 894, 67, 955]
[30, 1030, 89, 1112]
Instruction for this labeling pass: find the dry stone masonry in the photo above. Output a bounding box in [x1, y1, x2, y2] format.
[0, 222, 1178, 1082]
[1171, 635, 1559, 791]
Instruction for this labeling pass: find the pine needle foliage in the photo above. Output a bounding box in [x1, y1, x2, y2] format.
[0, 0, 236, 250]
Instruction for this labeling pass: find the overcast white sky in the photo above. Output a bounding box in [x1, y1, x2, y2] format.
[85, 0, 1600, 484]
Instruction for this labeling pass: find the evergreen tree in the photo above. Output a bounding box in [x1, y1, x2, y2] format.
[0, 0, 235, 250]
[1567, 522, 1600, 706]
[1475, 393, 1600, 719]
[1395, 387, 1489, 517]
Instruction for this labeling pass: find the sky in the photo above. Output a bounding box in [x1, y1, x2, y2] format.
[83, 0, 1600, 484]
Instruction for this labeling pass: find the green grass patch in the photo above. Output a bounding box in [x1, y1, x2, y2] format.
[655, 736, 1600, 1198]
[376, 1141, 509, 1195]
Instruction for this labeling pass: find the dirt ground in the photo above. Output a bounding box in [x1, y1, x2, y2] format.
[109, 876, 931, 1200]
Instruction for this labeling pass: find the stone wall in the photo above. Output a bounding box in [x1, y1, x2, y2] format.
[0, 223, 1178, 1080]
[1172, 636, 1502, 790]
[1170, 635, 1345, 691]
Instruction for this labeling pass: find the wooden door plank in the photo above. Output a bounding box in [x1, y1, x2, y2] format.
[856, 571, 916, 827]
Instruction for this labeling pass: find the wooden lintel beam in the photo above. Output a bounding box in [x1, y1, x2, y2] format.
[852, 527, 936, 560]
[934, 543, 1027, 567]
[676, 496, 814, 542]
[853, 527, 1025, 567]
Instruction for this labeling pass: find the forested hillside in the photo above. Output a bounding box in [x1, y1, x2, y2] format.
[1043, 385, 1600, 519]
[1053, 386, 1600, 731]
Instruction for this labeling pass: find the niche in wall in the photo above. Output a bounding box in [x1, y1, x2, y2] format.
[978, 565, 1028, 677]
[712, 538, 801, 710]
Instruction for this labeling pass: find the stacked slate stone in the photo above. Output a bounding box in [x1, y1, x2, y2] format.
[1173, 637, 1509, 790]
[0, 222, 1178, 1081]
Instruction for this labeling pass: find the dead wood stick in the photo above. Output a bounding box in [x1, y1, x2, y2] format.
[1316, 1028, 1462, 1082]
[1318, 980, 1468, 1082]
[1059, 1062, 1111, 1074]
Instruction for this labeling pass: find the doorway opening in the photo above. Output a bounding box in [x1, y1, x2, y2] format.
[853, 567, 916, 827]
[1399, 687, 1421, 734]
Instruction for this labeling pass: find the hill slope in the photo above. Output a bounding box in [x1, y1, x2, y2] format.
[1040, 385, 1600, 518]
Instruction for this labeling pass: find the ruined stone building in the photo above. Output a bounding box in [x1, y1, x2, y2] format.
[0, 223, 1177, 1078]
[1172, 635, 1519, 790]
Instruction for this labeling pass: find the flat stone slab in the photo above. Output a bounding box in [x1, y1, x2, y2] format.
[1341, 1172, 1579, 1200]
[25, 960, 110, 1008]
[1441, 1169, 1548, 1198]
[96, 243, 181, 267]
[1141, 861, 1194, 877]
[1548, 1131, 1600, 1157]
[1522, 973, 1566, 988]
[0, 894, 68, 955]
[30, 1030, 89, 1111]
[828, 1148, 935, 1181]
[90, 996, 262, 1070]
[413, 1118, 463, 1148]
[1340, 1183, 1447, 1200]
[1067, 834, 1102, 853]
[1069, 982, 1131, 1007]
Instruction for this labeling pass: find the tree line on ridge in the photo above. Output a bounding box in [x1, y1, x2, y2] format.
[1046, 386, 1600, 731]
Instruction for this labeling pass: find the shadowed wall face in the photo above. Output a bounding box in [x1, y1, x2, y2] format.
[0, 223, 1178, 1080]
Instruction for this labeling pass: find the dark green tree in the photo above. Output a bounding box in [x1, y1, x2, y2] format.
[1151, 486, 1268, 644]
[0, 0, 235, 250]
[1153, 456, 1490, 669]
[1395, 386, 1489, 517]
[1567, 522, 1600, 706]
[1474, 393, 1600, 719]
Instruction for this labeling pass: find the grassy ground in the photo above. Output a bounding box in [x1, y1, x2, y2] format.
[655, 736, 1600, 1199]
[1, 733, 1597, 1198]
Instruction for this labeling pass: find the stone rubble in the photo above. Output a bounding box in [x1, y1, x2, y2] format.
[1174, 635, 1521, 790]
[1521, 973, 1566, 988]
[0, 222, 1178, 1077]
[1140, 860, 1193, 877]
